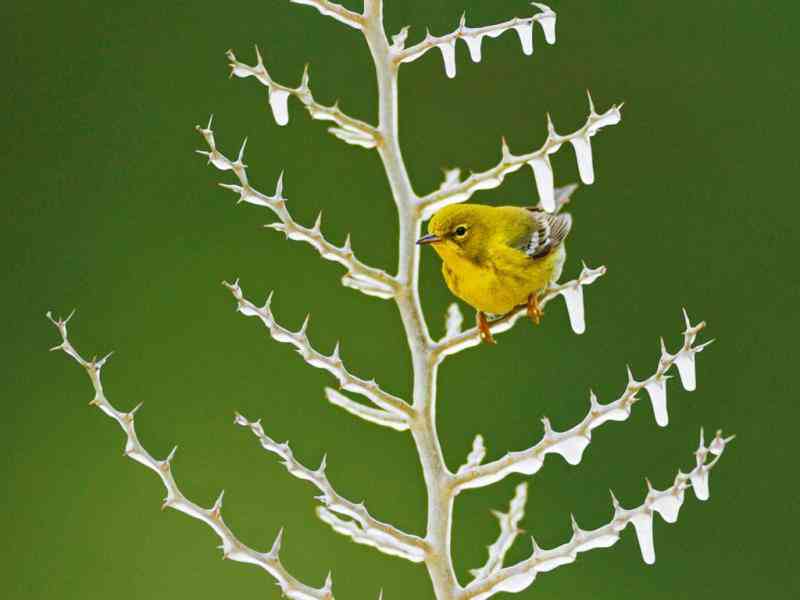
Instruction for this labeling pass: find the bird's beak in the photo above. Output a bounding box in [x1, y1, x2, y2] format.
[416, 233, 442, 245]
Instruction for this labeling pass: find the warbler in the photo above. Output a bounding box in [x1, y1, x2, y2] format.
[418, 204, 572, 344]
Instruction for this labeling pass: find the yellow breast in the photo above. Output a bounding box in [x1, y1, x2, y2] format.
[441, 245, 564, 315]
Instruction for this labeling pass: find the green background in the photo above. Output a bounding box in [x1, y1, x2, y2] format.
[4, 1, 797, 598]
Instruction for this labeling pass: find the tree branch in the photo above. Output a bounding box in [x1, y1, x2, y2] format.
[469, 483, 528, 581]
[290, 0, 364, 30]
[227, 47, 379, 146]
[418, 97, 622, 218]
[196, 119, 398, 299]
[433, 263, 606, 360]
[456, 434, 486, 475]
[325, 387, 410, 431]
[453, 311, 712, 492]
[46, 311, 336, 600]
[461, 430, 734, 599]
[224, 279, 412, 417]
[360, 1, 460, 596]
[393, 3, 556, 79]
[235, 413, 427, 562]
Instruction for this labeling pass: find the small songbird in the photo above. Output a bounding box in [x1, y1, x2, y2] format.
[417, 204, 572, 344]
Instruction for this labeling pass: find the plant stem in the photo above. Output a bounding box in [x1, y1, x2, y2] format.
[362, 1, 458, 597]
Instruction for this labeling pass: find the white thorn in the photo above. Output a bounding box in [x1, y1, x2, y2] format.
[589, 389, 600, 410]
[165, 445, 178, 464]
[682, 307, 692, 330]
[270, 528, 284, 557]
[546, 112, 557, 137]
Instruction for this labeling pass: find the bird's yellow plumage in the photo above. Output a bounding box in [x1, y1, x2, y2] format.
[418, 204, 571, 343]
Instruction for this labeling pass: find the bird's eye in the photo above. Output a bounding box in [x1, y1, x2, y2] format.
[454, 226, 468, 237]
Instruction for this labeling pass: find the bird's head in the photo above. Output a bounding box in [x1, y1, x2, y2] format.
[417, 204, 492, 263]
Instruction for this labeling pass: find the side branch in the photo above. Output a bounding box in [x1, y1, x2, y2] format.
[393, 3, 556, 79]
[235, 413, 427, 562]
[434, 263, 606, 360]
[469, 482, 529, 581]
[46, 312, 335, 600]
[224, 279, 413, 418]
[325, 387, 410, 431]
[290, 0, 364, 30]
[196, 120, 398, 299]
[453, 310, 712, 492]
[227, 48, 379, 148]
[418, 97, 622, 218]
[461, 430, 734, 600]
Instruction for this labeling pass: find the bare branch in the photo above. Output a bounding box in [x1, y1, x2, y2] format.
[434, 263, 606, 360]
[224, 279, 412, 418]
[444, 303, 464, 339]
[196, 119, 398, 299]
[235, 413, 427, 562]
[46, 312, 335, 600]
[418, 98, 622, 218]
[456, 434, 486, 475]
[462, 430, 734, 599]
[290, 0, 364, 30]
[394, 3, 556, 79]
[317, 507, 425, 562]
[325, 387, 410, 431]
[469, 483, 529, 581]
[227, 48, 379, 147]
[453, 311, 712, 492]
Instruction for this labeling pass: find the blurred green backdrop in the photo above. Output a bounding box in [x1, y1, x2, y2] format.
[3, 1, 797, 598]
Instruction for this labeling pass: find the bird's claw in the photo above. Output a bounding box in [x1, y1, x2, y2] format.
[477, 312, 497, 345]
[527, 293, 543, 325]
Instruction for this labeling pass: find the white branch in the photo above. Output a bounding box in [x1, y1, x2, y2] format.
[46, 312, 335, 600]
[224, 279, 412, 418]
[196, 119, 397, 299]
[235, 413, 427, 561]
[290, 0, 364, 30]
[469, 483, 528, 581]
[418, 97, 622, 218]
[457, 435, 486, 475]
[317, 507, 425, 562]
[453, 311, 712, 492]
[227, 48, 378, 147]
[444, 303, 464, 339]
[462, 430, 734, 600]
[393, 3, 556, 79]
[325, 387, 410, 431]
[434, 263, 606, 360]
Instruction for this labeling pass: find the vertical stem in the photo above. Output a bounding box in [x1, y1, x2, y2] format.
[362, 1, 458, 598]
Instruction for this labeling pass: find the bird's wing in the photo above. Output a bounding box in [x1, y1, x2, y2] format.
[517, 210, 572, 259]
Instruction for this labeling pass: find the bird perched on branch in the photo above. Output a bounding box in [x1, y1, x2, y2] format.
[418, 204, 571, 344]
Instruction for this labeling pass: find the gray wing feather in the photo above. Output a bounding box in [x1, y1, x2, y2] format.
[522, 211, 572, 259]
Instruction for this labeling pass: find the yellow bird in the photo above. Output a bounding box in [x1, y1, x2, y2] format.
[417, 204, 572, 344]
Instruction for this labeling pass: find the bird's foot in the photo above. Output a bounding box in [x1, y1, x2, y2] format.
[477, 312, 497, 345]
[527, 293, 543, 325]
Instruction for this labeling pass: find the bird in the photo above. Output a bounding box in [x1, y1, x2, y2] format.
[417, 203, 572, 344]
